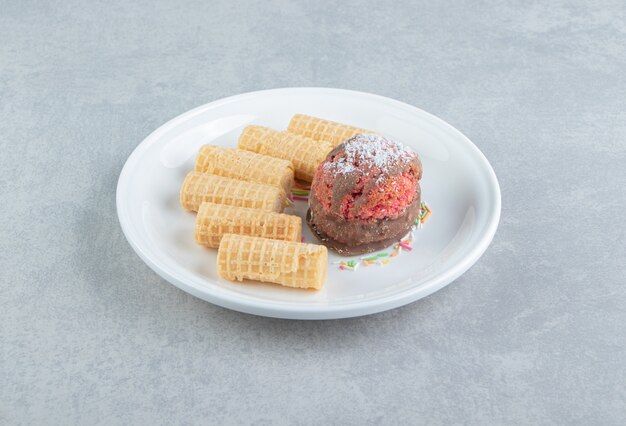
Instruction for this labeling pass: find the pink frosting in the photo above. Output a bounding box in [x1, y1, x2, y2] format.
[311, 134, 420, 221]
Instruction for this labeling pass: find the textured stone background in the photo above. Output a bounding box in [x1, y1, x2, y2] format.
[1, 0, 625, 424]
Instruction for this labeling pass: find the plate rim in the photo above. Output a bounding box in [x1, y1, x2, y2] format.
[116, 87, 501, 319]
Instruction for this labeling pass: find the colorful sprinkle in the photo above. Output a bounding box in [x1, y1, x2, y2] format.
[291, 186, 311, 197]
[335, 201, 429, 271]
[399, 242, 412, 251]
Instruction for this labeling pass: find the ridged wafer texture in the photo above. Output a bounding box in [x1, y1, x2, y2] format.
[180, 172, 287, 212]
[194, 145, 294, 194]
[194, 203, 302, 248]
[287, 114, 374, 147]
[217, 234, 328, 290]
[238, 125, 332, 182]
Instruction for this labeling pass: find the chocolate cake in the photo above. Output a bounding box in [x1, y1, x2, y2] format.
[307, 134, 422, 255]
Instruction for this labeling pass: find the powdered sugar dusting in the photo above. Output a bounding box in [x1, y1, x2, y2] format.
[322, 134, 415, 175]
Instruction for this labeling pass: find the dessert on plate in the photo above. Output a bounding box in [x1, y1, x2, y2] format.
[307, 133, 422, 255]
[177, 113, 426, 290]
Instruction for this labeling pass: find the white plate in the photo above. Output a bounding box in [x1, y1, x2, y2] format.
[116, 88, 501, 319]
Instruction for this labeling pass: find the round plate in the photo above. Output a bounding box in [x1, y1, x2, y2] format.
[116, 88, 501, 319]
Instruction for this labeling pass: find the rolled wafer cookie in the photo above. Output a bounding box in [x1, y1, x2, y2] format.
[288, 114, 374, 147]
[238, 125, 332, 182]
[194, 202, 301, 248]
[180, 172, 288, 212]
[217, 234, 328, 290]
[195, 145, 294, 194]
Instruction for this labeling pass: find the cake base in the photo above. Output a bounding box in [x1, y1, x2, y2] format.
[306, 212, 408, 256]
[306, 191, 420, 256]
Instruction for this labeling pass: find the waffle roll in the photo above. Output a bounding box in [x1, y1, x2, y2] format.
[287, 114, 374, 147]
[217, 234, 328, 290]
[194, 145, 294, 194]
[238, 125, 332, 182]
[180, 172, 287, 212]
[194, 203, 301, 248]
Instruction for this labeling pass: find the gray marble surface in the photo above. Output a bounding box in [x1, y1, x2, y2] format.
[2, 0, 625, 424]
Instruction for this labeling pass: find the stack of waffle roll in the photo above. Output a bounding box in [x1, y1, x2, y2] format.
[179, 114, 374, 290]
